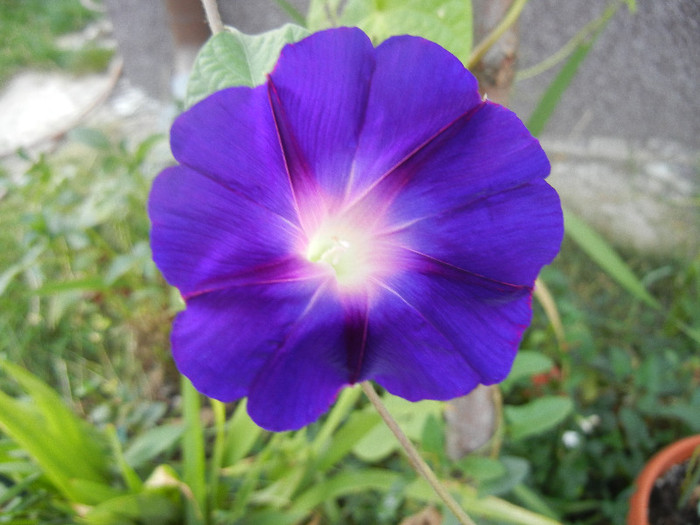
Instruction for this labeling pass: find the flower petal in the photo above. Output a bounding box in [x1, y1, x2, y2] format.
[387, 178, 563, 286]
[148, 166, 305, 297]
[361, 254, 534, 398]
[246, 284, 361, 431]
[347, 35, 482, 198]
[170, 85, 297, 224]
[346, 102, 551, 230]
[267, 27, 375, 209]
[171, 278, 330, 404]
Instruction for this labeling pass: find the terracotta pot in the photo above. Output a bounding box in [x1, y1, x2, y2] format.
[628, 434, 700, 525]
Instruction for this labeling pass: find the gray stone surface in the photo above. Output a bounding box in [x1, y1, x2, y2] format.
[511, 0, 700, 150]
[104, 0, 175, 99]
[218, 0, 309, 34]
[544, 136, 698, 256]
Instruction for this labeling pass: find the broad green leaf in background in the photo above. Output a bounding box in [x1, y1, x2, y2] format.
[353, 393, 444, 462]
[185, 24, 310, 108]
[500, 350, 555, 394]
[315, 410, 381, 471]
[457, 455, 506, 484]
[478, 456, 529, 497]
[505, 397, 573, 442]
[309, 0, 473, 64]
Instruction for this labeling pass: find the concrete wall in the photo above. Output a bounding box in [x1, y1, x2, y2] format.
[512, 0, 699, 150]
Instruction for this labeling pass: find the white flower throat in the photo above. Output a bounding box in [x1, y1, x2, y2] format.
[305, 221, 374, 288]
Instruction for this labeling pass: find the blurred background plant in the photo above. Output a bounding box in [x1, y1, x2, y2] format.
[0, 0, 113, 86]
[0, 0, 698, 524]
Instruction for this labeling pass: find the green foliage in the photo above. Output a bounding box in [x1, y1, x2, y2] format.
[563, 211, 659, 308]
[0, 0, 109, 84]
[0, 361, 113, 504]
[506, 248, 700, 522]
[308, 0, 473, 63]
[0, 362, 183, 524]
[353, 396, 443, 462]
[185, 24, 311, 108]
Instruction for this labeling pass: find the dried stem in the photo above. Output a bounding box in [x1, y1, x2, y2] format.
[201, 0, 224, 34]
[361, 382, 477, 525]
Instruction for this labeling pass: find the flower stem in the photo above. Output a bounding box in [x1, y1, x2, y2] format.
[361, 382, 477, 525]
[201, 0, 224, 35]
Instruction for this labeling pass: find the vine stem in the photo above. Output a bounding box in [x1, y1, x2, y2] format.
[466, 0, 529, 70]
[201, 0, 224, 34]
[361, 382, 477, 525]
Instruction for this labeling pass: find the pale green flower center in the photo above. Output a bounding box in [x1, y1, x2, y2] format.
[306, 223, 373, 287]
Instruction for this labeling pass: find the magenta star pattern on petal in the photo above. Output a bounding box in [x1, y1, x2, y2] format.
[148, 27, 564, 431]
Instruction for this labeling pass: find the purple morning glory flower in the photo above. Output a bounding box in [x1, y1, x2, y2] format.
[149, 27, 563, 432]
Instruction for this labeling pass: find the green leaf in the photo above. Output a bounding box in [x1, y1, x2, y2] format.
[505, 396, 573, 442]
[314, 0, 473, 64]
[35, 276, 108, 295]
[353, 394, 443, 462]
[68, 127, 112, 150]
[564, 210, 659, 308]
[657, 403, 700, 431]
[404, 477, 562, 525]
[185, 24, 310, 108]
[311, 385, 362, 457]
[123, 424, 185, 470]
[272, 0, 307, 26]
[500, 350, 554, 394]
[0, 472, 40, 507]
[290, 469, 401, 514]
[315, 409, 381, 472]
[181, 378, 206, 525]
[0, 243, 44, 296]
[479, 456, 530, 496]
[81, 490, 182, 525]
[222, 398, 263, 467]
[0, 361, 114, 505]
[457, 455, 507, 483]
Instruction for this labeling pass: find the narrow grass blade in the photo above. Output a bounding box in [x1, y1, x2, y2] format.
[272, 0, 307, 26]
[526, 1, 619, 137]
[181, 377, 206, 525]
[564, 210, 659, 308]
[0, 361, 115, 505]
[222, 398, 262, 466]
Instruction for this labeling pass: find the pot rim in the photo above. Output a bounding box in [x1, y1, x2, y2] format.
[627, 434, 700, 525]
